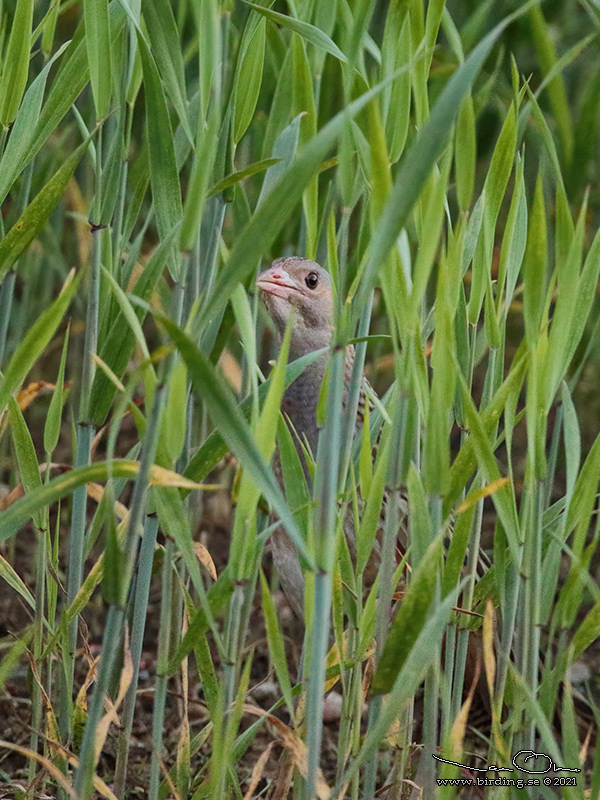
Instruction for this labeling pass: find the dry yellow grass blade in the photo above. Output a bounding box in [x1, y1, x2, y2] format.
[12, 724, 121, 800]
[94, 635, 134, 762]
[242, 704, 331, 800]
[361, 655, 376, 704]
[28, 652, 61, 749]
[193, 540, 217, 580]
[269, 752, 295, 800]
[443, 653, 481, 768]
[17, 380, 56, 410]
[243, 741, 274, 800]
[176, 614, 191, 796]
[148, 463, 220, 491]
[457, 477, 510, 513]
[0, 740, 77, 798]
[0, 460, 213, 518]
[579, 722, 593, 768]
[74, 656, 100, 724]
[483, 597, 496, 699]
[324, 641, 342, 694]
[0, 380, 56, 436]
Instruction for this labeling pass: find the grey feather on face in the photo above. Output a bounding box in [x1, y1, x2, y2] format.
[256, 256, 334, 359]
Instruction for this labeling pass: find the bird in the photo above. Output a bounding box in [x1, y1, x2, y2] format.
[256, 255, 406, 617]
[256, 256, 493, 735]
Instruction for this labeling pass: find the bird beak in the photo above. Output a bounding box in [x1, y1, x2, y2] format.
[256, 267, 299, 300]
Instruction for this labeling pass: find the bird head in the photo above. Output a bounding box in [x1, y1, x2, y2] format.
[256, 257, 334, 356]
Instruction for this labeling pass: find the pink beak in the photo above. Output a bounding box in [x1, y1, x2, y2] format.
[256, 266, 299, 300]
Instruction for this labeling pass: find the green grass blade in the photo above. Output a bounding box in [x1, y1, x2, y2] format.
[183, 348, 325, 484]
[0, 0, 34, 126]
[143, 0, 192, 143]
[207, 158, 281, 198]
[0, 41, 70, 205]
[528, 2, 573, 163]
[0, 139, 91, 282]
[0, 271, 80, 416]
[158, 313, 314, 569]
[355, 3, 536, 312]
[243, 1, 348, 63]
[196, 57, 428, 334]
[8, 397, 43, 531]
[84, 0, 112, 119]
[137, 30, 183, 278]
[89, 224, 181, 426]
[371, 536, 443, 694]
[233, 16, 266, 145]
[0, 457, 202, 541]
[22, 3, 127, 177]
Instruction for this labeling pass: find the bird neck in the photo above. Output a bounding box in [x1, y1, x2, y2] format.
[287, 321, 333, 364]
[282, 345, 356, 455]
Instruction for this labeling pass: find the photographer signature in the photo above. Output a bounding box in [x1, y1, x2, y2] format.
[433, 750, 581, 775]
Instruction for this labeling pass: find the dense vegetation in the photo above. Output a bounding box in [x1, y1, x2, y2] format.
[1, 0, 600, 797]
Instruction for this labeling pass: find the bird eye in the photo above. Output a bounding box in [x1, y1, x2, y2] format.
[305, 272, 319, 289]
